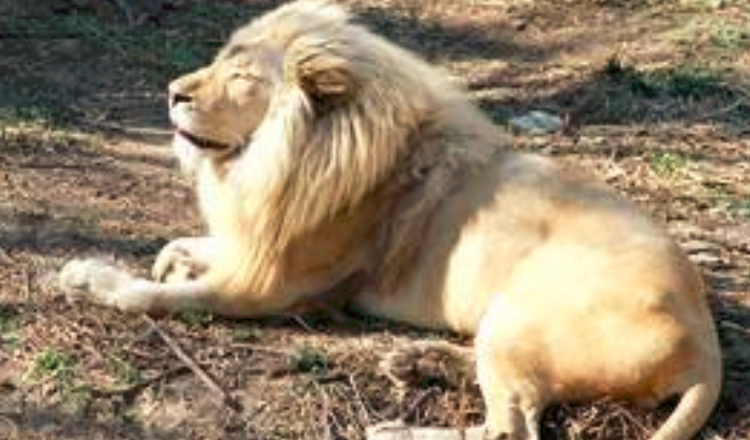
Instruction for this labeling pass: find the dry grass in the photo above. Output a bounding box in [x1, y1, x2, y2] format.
[1, 0, 749, 439]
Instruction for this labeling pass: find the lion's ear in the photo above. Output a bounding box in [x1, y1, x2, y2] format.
[293, 50, 355, 109]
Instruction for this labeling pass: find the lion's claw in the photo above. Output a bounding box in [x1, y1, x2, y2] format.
[152, 239, 210, 283]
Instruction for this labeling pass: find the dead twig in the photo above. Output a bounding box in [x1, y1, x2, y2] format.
[91, 365, 190, 399]
[142, 315, 243, 412]
[292, 314, 315, 332]
[721, 320, 750, 338]
[314, 371, 350, 384]
[349, 373, 373, 426]
[318, 383, 333, 440]
[403, 387, 440, 423]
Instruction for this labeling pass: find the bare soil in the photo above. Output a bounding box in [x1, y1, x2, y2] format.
[1, 1, 749, 439]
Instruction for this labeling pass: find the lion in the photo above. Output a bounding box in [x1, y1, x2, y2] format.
[59, 1, 722, 439]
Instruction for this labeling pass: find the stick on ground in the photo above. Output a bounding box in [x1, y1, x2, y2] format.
[143, 315, 243, 412]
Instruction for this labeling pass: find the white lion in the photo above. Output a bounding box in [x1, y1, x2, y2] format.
[60, 2, 722, 439]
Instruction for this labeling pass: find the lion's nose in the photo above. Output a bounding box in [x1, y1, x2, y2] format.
[168, 77, 195, 108]
[169, 90, 192, 108]
[168, 67, 210, 108]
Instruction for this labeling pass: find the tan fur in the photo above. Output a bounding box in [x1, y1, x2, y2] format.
[59, 2, 722, 439]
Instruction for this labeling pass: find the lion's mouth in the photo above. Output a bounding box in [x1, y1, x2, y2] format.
[175, 129, 233, 151]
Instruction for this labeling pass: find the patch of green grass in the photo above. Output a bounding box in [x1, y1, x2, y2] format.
[24, 347, 97, 412]
[709, 20, 750, 52]
[2, 9, 229, 82]
[0, 3, 256, 129]
[0, 307, 22, 351]
[710, 195, 750, 219]
[107, 351, 143, 386]
[287, 345, 330, 375]
[270, 426, 300, 440]
[232, 326, 262, 342]
[650, 152, 689, 177]
[728, 199, 750, 218]
[25, 347, 78, 382]
[176, 304, 214, 327]
[0, 15, 100, 127]
[0, 306, 19, 333]
[64, 384, 95, 413]
[654, 65, 726, 99]
[0, 82, 78, 128]
[86, 3, 253, 83]
[1, 334, 22, 351]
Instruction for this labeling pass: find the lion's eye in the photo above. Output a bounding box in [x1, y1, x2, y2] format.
[229, 71, 260, 83]
[226, 70, 262, 100]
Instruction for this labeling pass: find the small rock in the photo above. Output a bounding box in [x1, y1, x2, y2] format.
[509, 110, 563, 135]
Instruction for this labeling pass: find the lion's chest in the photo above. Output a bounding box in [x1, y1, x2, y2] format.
[196, 164, 248, 238]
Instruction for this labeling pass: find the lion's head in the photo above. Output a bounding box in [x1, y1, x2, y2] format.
[169, 0, 435, 176]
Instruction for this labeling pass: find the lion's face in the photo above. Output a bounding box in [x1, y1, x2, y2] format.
[168, 43, 282, 167]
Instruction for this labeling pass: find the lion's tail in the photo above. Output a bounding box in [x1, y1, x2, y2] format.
[648, 354, 722, 440]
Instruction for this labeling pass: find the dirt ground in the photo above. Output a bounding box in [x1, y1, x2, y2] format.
[1, 0, 749, 439]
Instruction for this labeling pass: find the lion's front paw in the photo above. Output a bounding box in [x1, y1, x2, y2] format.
[59, 258, 152, 312]
[59, 258, 122, 300]
[152, 238, 210, 283]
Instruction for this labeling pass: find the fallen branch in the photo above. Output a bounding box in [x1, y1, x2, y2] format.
[402, 387, 439, 422]
[366, 422, 486, 440]
[721, 320, 750, 338]
[92, 365, 189, 399]
[143, 315, 243, 412]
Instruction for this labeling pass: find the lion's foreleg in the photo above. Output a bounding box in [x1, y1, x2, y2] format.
[59, 257, 214, 314]
[59, 236, 226, 314]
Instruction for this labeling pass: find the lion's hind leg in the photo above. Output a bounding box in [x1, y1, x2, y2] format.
[375, 339, 543, 440]
[475, 349, 544, 440]
[475, 297, 547, 440]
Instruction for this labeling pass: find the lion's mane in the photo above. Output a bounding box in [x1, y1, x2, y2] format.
[203, 1, 499, 296]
